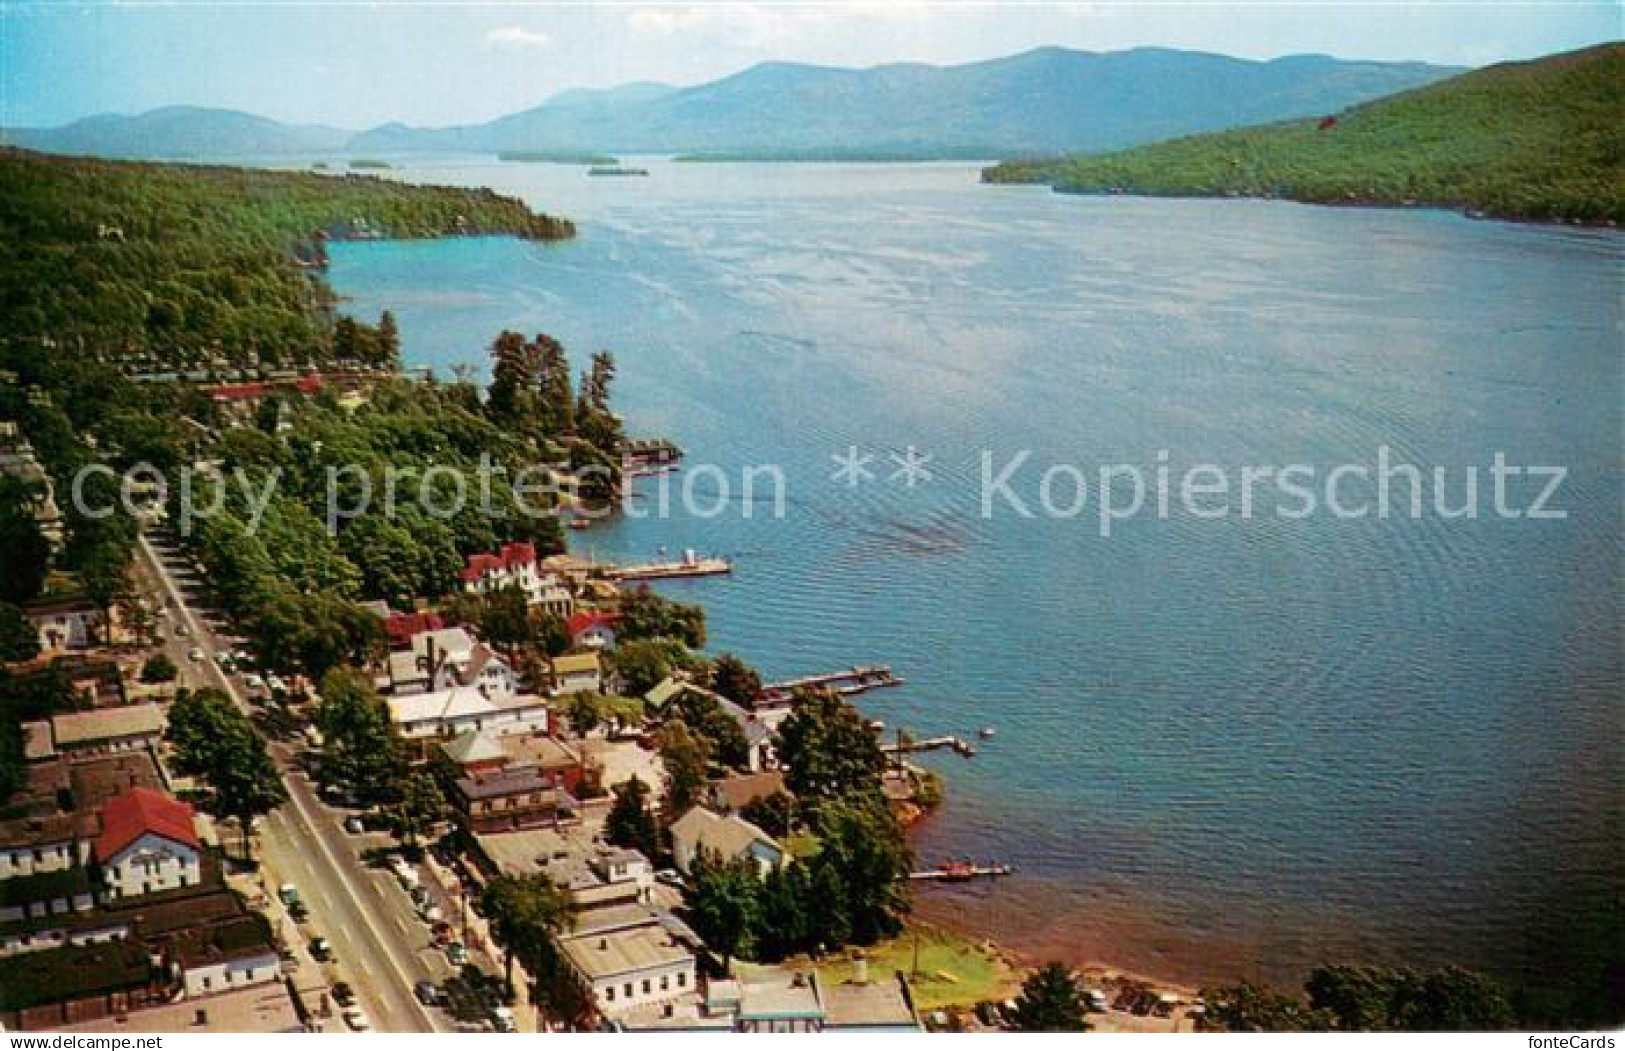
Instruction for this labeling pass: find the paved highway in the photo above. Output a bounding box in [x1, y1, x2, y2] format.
[136, 529, 452, 1033]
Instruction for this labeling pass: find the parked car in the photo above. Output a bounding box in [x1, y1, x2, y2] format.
[309, 936, 333, 962]
[421, 904, 444, 925]
[391, 857, 421, 891]
[342, 1008, 371, 1032]
[446, 942, 468, 967]
[344, 816, 366, 835]
[332, 982, 356, 1008]
[187, 647, 204, 662]
[175, 623, 189, 637]
[414, 980, 441, 1006]
[277, 882, 300, 907]
[431, 921, 453, 946]
[491, 1006, 516, 1032]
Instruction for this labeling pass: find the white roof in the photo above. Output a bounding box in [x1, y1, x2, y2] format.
[412, 626, 476, 663]
[387, 686, 544, 726]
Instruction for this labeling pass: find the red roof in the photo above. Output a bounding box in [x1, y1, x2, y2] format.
[566, 611, 619, 637]
[385, 610, 444, 646]
[96, 787, 199, 861]
[459, 541, 537, 583]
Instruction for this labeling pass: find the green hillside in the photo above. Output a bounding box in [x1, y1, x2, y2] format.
[984, 44, 1624, 224]
[0, 148, 573, 371]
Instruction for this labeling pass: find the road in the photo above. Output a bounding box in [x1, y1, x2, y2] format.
[135, 528, 453, 1033]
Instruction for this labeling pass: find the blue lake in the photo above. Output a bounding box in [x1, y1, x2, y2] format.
[329, 158, 1622, 1002]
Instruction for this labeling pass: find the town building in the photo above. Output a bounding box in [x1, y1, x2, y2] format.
[49, 704, 165, 760]
[566, 610, 619, 649]
[668, 807, 786, 877]
[558, 910, 699, 1020]
[386, 686, 550, 755]
[707, 771, 790, 814]
[550, 651, 602, 696]
[460, 542, 575, 617]
[387, 628, 517, 700]
[94, 787, 202, 900]
[25, 596, 99, 653]
[472, 828, 653, 912]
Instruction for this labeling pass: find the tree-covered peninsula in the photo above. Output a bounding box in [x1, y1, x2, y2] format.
[984, 43, 1624, 225]
[0, 148, 574, 372]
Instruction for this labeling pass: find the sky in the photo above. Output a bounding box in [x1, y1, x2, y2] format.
[2, 1, 1619, 129]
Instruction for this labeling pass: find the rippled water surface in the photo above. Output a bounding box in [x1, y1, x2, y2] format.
[329, 158, 1623, 1006]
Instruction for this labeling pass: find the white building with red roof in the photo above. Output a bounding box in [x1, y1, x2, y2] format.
[94, 788, 201, 901]
[567, 610, 619, 649]
[460, 542, 575, 617]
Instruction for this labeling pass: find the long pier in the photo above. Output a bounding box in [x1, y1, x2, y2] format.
[880, 734, 977, 758]
[909, 862, 1014, 883]
[607, 553, 731, 582]
[763, 665, 904, 701]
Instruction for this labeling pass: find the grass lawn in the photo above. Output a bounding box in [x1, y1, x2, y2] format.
[813, 923, 1022, 1012]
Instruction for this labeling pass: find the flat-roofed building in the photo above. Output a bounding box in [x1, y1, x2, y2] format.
[558, 921, 696, 1019]
[49, 704, 164, 760]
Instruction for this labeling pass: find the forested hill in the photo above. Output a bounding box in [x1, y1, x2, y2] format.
[0, 148, 574, 372]
[983, 43, 1624, 225]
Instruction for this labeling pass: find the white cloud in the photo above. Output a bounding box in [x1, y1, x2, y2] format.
[486, 26, 552, 50]
[625, 3, 931, 51]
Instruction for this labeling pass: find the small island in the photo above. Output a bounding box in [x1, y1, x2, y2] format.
[498, 149, 621, 166]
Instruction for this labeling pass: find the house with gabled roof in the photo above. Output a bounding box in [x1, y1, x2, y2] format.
[94, 788, 201, 901]
[668, 807, 785, 877]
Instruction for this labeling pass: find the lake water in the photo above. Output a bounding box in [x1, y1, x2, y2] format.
[328, 157, 1622, 1008]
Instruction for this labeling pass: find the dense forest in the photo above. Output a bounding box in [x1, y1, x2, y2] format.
[0, 148, 574, 371]
[984, 44, 1624, 225]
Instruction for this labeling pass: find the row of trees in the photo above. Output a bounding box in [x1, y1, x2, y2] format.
[166, 688, 286, 857]
[1203, 963, 1517, 1032]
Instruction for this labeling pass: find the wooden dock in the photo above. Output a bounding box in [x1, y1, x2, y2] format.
[607, 551, 731, 582]
[763, 665, 904, 700]
[881, 735, 978, 758]
[909, 862, 1014, 883]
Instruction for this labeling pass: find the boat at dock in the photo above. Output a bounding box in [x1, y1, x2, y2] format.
[910, 861, 1014, 883]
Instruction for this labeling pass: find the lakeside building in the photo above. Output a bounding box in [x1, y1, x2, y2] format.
[460, 542, 575, 617]
[645, 676, 778, 772]
[707, 770, 790, 814]
[550, 651, 603, 696]
[612, 962, 922, 1033]
[668, 807, 786, 877]
[566, 610, 619, 649]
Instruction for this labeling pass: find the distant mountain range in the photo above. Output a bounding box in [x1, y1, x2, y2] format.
[3, 47, 1460, 161]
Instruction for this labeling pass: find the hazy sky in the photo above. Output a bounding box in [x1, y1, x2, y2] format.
[2, 2, 1619, 129]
